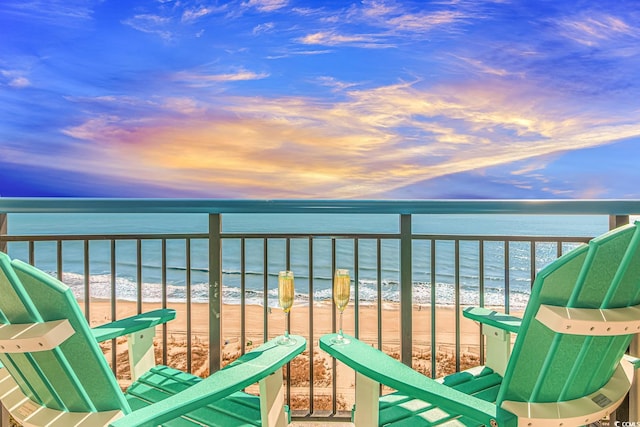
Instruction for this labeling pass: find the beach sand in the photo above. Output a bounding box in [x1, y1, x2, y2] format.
[88, 300, 521, 413]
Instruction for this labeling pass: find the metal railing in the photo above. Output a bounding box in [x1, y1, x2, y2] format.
[1, 198, 639, 421]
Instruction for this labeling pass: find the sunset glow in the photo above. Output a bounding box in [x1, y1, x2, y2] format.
[1, 1, 639, 198]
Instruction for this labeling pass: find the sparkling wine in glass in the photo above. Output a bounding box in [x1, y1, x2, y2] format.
[278, 270, 296, 345]
[331, 269, 351, 344]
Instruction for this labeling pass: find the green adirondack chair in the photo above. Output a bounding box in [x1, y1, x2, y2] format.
[320, 221, 640, 427]
[0, 252, 305, 426]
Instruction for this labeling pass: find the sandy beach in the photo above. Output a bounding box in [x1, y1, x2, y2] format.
[89, 300, 521, 412]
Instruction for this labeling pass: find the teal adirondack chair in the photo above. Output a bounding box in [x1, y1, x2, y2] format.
[320, 221, 640, 427]
[0, 252, 305, 426]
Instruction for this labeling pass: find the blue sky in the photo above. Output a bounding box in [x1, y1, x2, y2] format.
[1, 0, 640, 198]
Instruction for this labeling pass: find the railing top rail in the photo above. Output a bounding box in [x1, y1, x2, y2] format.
[0, 198, 640, 215]
[0, 232, 593, 242]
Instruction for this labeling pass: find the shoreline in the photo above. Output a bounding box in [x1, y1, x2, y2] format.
[82, 296, 520, 309]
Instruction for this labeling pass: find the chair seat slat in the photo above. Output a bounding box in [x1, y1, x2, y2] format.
[127, 366, 262, 426]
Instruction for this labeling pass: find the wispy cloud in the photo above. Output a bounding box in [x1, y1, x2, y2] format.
[556, 13, 637, 47]
[267, 50, 333, 59]
[61, 115, 135, 142]
[122, 14, 173, 40]
[173, 68, 270, 86]
[385, 9, 470, 32]
[65, 94, 203, 117]
[121, 3, 231, 40]
[451, 55, 524, 78]
[154, 97, 203, 115]
[253, 22, 276, 35]
[315, 76, 362, 92]
[358, 0, 478, 35]
[0, 70, 31, 88]
[181, 7, 215, 23]
[298, 31, 389, 48]
[294, 1, 487, 50]
[243, 0, 288, 13]
[0, 0, 95, 26]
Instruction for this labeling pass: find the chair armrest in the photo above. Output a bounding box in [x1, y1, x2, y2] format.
[110, 335, 306, 427]
[463, 307, 522, 334]
[320, 334, 516, 427]
[91, 309, 176, 343]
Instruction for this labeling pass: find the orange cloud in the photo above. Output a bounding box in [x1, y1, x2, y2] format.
[51, 78, 640, 198]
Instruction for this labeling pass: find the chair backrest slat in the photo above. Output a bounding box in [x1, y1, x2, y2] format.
[0, 252, 130, 414]
[556, 334, 595, 401]
[572, 225, 637, 307]
[610, 227, 640, 306]
[498, 222, 640, 406]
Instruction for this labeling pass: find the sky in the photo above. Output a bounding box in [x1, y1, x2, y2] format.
[1, 0, 640, 199]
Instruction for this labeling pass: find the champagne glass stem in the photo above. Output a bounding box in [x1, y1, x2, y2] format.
[284, 312, 289, 340]
[338, 310, 344, 338]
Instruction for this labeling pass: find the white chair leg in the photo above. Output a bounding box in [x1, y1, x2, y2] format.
[1, 403, 8, 427]
[483, 324, 511, 377]
[259, 367, 288, 427]
[354, 372, 379, 427]
[127, 326, 157, 381]
[629, 335, 640, 421]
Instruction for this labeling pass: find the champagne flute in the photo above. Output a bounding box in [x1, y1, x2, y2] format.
[277, 270, 296, 345]
[331, 269, 351, 345]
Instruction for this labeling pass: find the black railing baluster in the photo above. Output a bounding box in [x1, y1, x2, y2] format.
[186, 238, 192, 373]
[161, 238, 168, 365]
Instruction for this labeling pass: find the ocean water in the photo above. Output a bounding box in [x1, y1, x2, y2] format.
[5, 213, 614, 309]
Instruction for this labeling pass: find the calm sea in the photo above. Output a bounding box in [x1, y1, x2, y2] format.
[5, 213, 617, 309]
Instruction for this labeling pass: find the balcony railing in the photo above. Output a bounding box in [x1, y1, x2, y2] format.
[1, 198, 639, 422]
